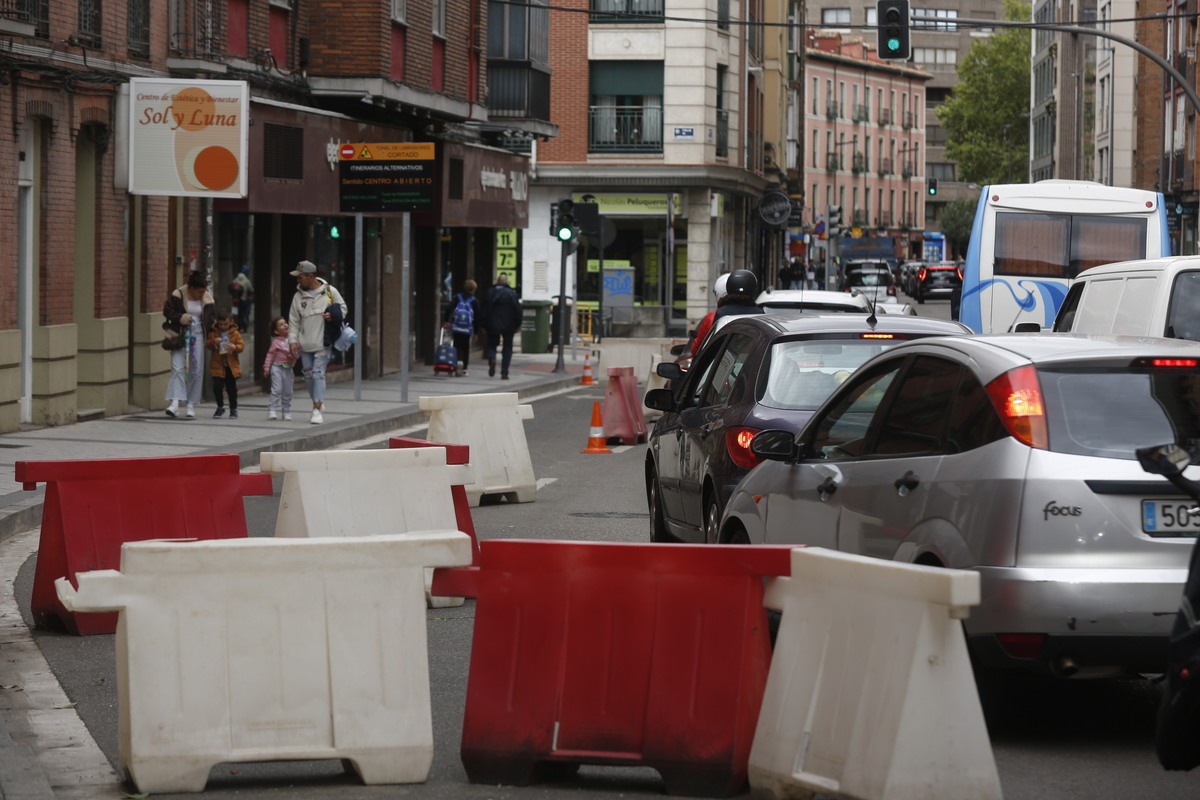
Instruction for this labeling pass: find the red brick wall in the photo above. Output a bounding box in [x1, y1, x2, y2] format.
[541, 0, 590, 164]
[1134, 0, 1167, 191]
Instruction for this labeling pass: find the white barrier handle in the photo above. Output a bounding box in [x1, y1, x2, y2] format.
[55, 571, 129, 613]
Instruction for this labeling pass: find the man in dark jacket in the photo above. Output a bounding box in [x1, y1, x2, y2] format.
[481, 273, 523, 379]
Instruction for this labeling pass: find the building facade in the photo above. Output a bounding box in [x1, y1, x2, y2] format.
[804, 31, 931, 269]
[524, 0, 784, 335]
[0, 0, 547, 432]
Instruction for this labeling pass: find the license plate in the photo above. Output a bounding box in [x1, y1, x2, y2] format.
[1142, 499, 1200, 536]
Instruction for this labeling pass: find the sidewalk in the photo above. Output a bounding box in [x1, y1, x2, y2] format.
[0, 348, 590, 545]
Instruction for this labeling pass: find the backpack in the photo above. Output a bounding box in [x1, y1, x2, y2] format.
[450, 294, 474, 335]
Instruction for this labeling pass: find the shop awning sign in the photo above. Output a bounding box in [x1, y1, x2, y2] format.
[339, 142, 436, 213]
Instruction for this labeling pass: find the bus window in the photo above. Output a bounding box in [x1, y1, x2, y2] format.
[1070, 216, 1147, 277]
[994, 213, 1069, 277]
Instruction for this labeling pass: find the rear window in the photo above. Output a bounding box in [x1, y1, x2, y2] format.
[848, 271, 894, 287]
[994, 212, 1148, 278]
[759, 338, 903, 410]
[1039, 367, 1200, 459]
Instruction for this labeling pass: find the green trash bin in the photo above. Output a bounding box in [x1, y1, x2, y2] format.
[521, 300, 552, 353]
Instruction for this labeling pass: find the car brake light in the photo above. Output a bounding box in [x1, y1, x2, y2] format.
[1135, 357, 1200, 368]
[861, 333, 897, 339]
[726, 426, 762, 469]
[918, 267, 927, 282]
[997, 633, 1045, 659]
[985, 365, 1048, 449]
[887, 286, 896, 296]
[956, 266, 964, 281]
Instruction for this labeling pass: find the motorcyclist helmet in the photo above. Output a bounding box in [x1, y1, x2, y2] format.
[725, 269, 759, 297]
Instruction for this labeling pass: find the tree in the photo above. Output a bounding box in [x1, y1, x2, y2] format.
[937, 0, 1032, 185]
[940, 198, 978, 258]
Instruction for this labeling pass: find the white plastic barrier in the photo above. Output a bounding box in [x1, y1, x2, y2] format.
[260, 447, 474, 608]
[419, 392, 536, 506]
[55, 532, 473, 794]
[749, 548, 1001, 800]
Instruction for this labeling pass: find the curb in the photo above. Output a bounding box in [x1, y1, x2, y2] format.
[0, 373, 585, 546]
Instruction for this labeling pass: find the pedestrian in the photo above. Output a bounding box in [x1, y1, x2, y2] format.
[778, 261, 795, 291]
[161, 269, 214, 419]
[206, 309, 244, 419]
[287, 260, 347, 425]
[789, 257, 805, 289]
[805, 262, 817, 289]
[229, 265, 253, 332]
[262, 316, 294, 421]
[690, 273, 730, 356]
[481, 273, 522, 379]
[442, 279, 479, 376]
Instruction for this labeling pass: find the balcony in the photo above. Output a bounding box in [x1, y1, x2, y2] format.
[853, 209, 868, 226]
[902, 111, 915, 130]
[590, 0, 664, 23]
[879, 108, 892, 126]
[878, 157, 892, 176]
[488, 62, 552, 123]
[589, 105, 663, 154]
[901, 161, 914, 178]
[852, 152, 867, 174]
[853, 104, 870, 123]
[825, 101, 840, 120]
[826, 153, 840, 172]
[716, 108, 729, 158]
[876, 215, 892, 228]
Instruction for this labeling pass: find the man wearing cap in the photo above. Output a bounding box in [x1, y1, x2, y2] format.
[287, 260, 347, 424]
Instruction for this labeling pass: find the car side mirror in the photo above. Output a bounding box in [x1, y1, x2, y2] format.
[1013, 322, 1042, 333]
[669, 342, 686, 356]
[644, 388, 676, 412]
[750, 429, 798, 462]
[656, 361, 684, 380]
[1137, 442, 1193, 477]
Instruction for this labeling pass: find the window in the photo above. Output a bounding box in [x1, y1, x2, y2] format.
[872, 357, 960, 456]
[866, 7, 876, 24]
[263, 124, 304, 180]
[811, 362, 903, 460]
[994, 212, 1148, 278]
[433, 0, 446, 36]
[393, 0, 406, 23]
[77, 0, 102, 48]
[128, 0, 150, 58]
[590, 61, 664, 153]
[911, 48, 957, 68]
[822, 7, 850, 24]
[912, 8, 957, 30]
[490, 0, 549, 64]
[762, 339, 898, 411]
[698, 333, 755, 408]
[593, 0, 666, 20]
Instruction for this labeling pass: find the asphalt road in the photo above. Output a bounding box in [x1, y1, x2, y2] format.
[13, 303, 1200, 798]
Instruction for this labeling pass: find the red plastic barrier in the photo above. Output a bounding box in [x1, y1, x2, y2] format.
[16, 455, 272, 635]
[431, 540, 793, 797]
[387, 437, 480, 564]
[602, 366, 648, 445]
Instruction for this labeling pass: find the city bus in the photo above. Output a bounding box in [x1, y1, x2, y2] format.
[960, 181, 1171, 333]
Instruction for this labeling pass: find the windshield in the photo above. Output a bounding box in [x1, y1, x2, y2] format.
[1040, 367, 1200, 459]
[759, 338, 901, 410]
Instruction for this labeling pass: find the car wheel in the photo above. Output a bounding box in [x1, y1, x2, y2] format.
[647, 470, 673, 543]
[703, 492, 722, 544]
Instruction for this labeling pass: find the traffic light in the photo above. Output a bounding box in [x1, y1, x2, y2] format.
[927, 178, 938, 196]
[554, 198, 578, 243]
[828, 204, 843, 228]
[876, 0, 910, 61]
[330, 225, 340, 239]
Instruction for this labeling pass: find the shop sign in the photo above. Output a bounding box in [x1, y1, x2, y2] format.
[758, 191, 792, 226]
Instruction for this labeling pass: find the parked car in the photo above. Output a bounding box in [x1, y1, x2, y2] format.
[719, 333, 1200, 677]
[1052, 255, 1200, 341]
[756, 288, 871, 314]
[841, 259, 892, 290]
[643, 313, 971, 545]
[845, 268, 898, 305]
[912, 261, 962, 303]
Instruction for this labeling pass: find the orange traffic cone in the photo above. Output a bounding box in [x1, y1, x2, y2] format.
[581, 400, 613, 454]
[580, 352, 596, 386]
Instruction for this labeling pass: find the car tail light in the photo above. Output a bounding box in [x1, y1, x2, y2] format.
[918, 267, 927, 282]
[861, 333, 898, 339]
[1132, 357, 1200, 369]
[726, 426, 762, 469]
[887, 285, 897, 296]
[985, 365, 1048, 449]
[997, 633, 1045, 659]
[956, 266, 964, 281]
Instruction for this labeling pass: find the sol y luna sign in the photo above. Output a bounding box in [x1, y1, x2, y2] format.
[127, 78, 249, 198]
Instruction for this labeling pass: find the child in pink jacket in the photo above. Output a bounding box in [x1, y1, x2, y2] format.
[262, 316, 294, 421]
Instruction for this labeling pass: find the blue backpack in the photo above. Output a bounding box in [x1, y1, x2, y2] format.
[450, 294, 474, 335]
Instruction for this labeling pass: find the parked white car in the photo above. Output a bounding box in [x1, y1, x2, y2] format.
[1052, 255, 1200, 341]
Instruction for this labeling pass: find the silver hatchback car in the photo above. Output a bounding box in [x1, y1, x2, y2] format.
[719, 334, 1200, 677]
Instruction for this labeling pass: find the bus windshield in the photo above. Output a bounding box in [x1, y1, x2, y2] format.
[994, 212, 1149, 279]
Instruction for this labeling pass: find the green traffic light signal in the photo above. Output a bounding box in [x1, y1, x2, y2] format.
[330, 225, 340, 239]
[556, 223, 575, 242]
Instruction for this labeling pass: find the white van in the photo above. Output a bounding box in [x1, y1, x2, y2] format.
[1051, 256, 1200, 340]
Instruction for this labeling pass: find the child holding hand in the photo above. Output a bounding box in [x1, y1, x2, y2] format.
[262, 316, 294, 421]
